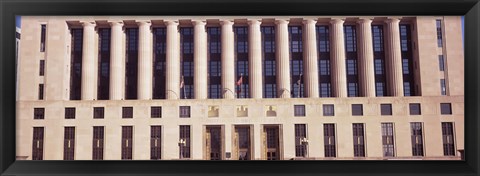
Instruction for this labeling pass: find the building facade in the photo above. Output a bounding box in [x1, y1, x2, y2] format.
[16, 16, 464, 160]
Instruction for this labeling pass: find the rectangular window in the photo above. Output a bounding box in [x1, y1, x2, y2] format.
[34, 108, 45, 119]
[93, 107, 104, 119]
[121, 126, 133, 160]
[352, 104, 363, 116]
[289, 26, 304, 98]
[381, 123, 395, 157]
[324, 124, 336, 157]
[39, 60, 45, 76]
[352, 123, 365, 157]
[440, 103, 452, 115]
[262, 26, 277, 98]
[151, 126, 162, 160]
[98, 28, 111, 100]
[442, 122, 455, 156]
[409, 103, 421, 115]
[32, 127, 44, 160]
[153, 27, 167, 99]
[436, 19, 443, 47]
[179, 106, 191, 118]
[92, 126, 104, 160]
[40, 24, 46, 52]
[125, 28, 139, 100]
[410, 122, 424, 156]
[180, 27, 194, 99]
[179, 125, 191, 158]
[439, 55, 445, 71]
[294, 105, 306, 117]
[404, 82, 411, 96]
[400, 24, 415, 96]
[235, 27, 250, 99]
[295, 124, 307, 157]
[64, 107, 76, 119]
[380, 104, 392, 116]
[441, 79, 447, 96]
[317, 25, 332, 98]
[376, 82, 385, 97]
[70, 28, 83, 100]
[151, 106, 162, 118]
[64, 127, 75, 160]
[208, 27, 222, 99]
[320, 83, 331, 97]
[323, 104, 335, 116]
[348, 82, 358, 97]
[38, 84, 44, 100]
[122, 107, 133, 119]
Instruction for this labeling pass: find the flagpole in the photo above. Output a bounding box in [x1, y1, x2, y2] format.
[240, 73, 243, 98]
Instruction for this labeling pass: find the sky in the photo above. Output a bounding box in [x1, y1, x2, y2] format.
[15, 16, 466, 40]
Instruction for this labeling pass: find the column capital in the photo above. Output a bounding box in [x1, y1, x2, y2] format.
[108, 21, 124, 27]
[220, 20, 234, 26]
[330, 18, 345, 25]
[192, 20, 206, 26]
[136, 20, 152, 26]
[302, 19, 317, 25]
[356, 18, 373, 24]
[247, 19, 262, 25]
[275, 19, 289, 25]
[384, 17, 402, 24]
[81, 21, 96, 27]
[164, 20, 179, 26]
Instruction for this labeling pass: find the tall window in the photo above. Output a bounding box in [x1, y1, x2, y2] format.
[381, 123, 395, 157]
[40, 24, 46, 52]
[438, 55, 445, 71]
[436, 19, 443, 47]
[39, 60, 45, 76]
[151, 126, 162, 160]
[180, 27, 194, 99]
[64, 127, 75, 160]
[234, 27, 249, 98]
[153, 28, 167, 99]
[441, 79, 447, 95]
[400, 24, 415, 96]
[261, 26, 277, 98]
[38, 84, 44, 100]
[344, 25, 359, 97]
[32, 127, 44, 160]
[92, 126, 104, 160]
[121, 126, 133, 160]
[98, 28, 111, 100]
[352, 123, 365, 157]
[125, 28, 139, 100]
[410, 122, 424, 156]
[289, 26, 304, 98]
[317, 25, 332, 97]
[70, 28, 83, 100]
[324, 124, 336, 157]
[208, 27, 222, 99]
[294, 124, 307, 157]
[372, 25, 387, 96]
[442, 122, 455, 156]
[179, 125, 191, 158]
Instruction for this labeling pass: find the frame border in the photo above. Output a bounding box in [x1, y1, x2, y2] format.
[1, 0, 478, 175]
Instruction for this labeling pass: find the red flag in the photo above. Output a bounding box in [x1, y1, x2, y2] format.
[236, 75, 243, 86]
[180, 76, 184, 88]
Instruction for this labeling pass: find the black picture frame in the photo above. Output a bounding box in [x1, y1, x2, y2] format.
[1, 0, 478, 175]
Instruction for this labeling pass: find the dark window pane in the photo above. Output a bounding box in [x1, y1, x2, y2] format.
[92, 126, 104, 160]
[440, 103, 452, 115]
[352, 123, 365, 157]
[151, 126, 162, 160]
[122, 107, 133, 118]
[180, 106, 191, 118]
[93, 107, 104, 119]
[34, 108, 45, 119]
[39, 60, 45, 76]
[121, 126, 133, 160]
[294, 124, 307, 157]
[63, 127, 75, 160]
[381, 123, 395, 157]
[323, 104, 335, 116]
[179, 125, 191, 158]
[65, 107, 76, 119]
[294, 105, 306, 116]
[323, 124, 336, 157]
[40, 24, 46, 52]
[441, 122, 455, 156]
[410, 122, 424, 156]
[38, 84, 44, 100]
[352, 104, 363, 116]
[380, 104, 392, 116]
[32, 127, 44, 160]
[409, 103, 421, 115]
[151, 106, 162, 118]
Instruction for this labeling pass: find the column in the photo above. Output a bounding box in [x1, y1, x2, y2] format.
[165, 20, 181, 99]
[81, 21, 96, 100]
[385, 18, 404, 96]
[357, 18, 376, 97]
[221, 20, 235, 99]
[137, 20, 153, 100]
[109, 21, 124, 100]
[248, 19, 263, 99]
[302, 19, 319, 98]
[193, 20, 208, 99]
[275, 19, 291, 98]
[329, 18, 348, 98]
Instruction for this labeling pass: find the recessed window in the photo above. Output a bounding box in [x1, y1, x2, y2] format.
[34, 108, 45, 119]
[380, 104, 392, 116]
[93, 107, 104, 119]
[122, 107, 133, 119]
[409, 103, 421, 115]
[351, 104, 363, 116]
[440, 103, 452, 115]
[39, 60, 45, 76]
[38, 84, 44, 100]
[151, 106, 162, 118]
[179, 106, 191, 118]
[65, 107, 76, 119]
[438, 55, 445, 71]
[294, 105, 306, 117]
[323, 104, 335, 116]
[40, 24, 46, 52]
[441, 122, 455, 156]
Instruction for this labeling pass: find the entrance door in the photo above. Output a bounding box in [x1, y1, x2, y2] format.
[206, 126, 222, 160]
[235, 126, 251, 160]
[264, 126, 280, 160]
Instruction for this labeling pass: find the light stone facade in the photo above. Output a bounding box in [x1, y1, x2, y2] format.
[16, 16, 464, 160]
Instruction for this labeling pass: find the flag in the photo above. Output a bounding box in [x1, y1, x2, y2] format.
[180, 76, 184, 88]
[236, 75, 243, 86]
[296, 73, 302, 85]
